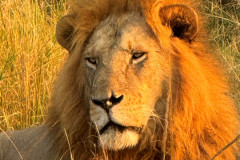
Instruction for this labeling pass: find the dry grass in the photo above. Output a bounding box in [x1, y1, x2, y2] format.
[0, 0, 239, 137]
[0, 0, 68, 130]
[202, 0, 240, 109]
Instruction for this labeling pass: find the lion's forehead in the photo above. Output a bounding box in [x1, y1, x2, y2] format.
[85, 13, 155, 58]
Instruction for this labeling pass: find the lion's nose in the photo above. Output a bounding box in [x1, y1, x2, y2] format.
[91, 94, 124, 112]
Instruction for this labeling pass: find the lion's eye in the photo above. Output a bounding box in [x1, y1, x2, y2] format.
[132, 52, 147, 64]
[86, 57, 97, 69]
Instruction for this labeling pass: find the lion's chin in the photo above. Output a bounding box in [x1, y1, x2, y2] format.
[99, 126, 140, 150]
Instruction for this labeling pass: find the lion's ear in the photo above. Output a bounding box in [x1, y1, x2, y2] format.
[159, 4, 198, 41]
[56, 15, 76, 51]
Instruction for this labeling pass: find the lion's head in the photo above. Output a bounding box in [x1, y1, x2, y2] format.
[47, 0, 239, 159]
[56, 2, 198, 150]
[84, 13, 170, 150]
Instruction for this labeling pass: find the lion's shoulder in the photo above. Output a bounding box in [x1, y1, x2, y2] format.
[0, 125, 56, 159]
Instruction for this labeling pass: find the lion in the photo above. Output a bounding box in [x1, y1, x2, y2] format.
[0, 0, 239, 159]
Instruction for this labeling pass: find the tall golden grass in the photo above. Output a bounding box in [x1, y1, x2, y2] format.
[0, 0, 239, 132]
[0, 0, 68, 130]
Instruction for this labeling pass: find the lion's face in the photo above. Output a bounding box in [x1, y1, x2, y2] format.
[56, 1, 199, 152]
[83, 13, 168, 150]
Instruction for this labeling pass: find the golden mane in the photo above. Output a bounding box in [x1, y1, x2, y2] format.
[46, 0, 240, 159]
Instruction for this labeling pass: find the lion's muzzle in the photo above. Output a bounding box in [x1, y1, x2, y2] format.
[90, 93, 143, 134]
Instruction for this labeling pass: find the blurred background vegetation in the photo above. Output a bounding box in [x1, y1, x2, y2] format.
[0, 0, 239, 131]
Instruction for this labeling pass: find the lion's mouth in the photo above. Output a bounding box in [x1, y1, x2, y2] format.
[100, 121, 143, 134]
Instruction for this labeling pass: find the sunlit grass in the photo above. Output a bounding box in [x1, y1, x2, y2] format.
[0, 0, 239, 132]
[0, 0, 68, 130]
